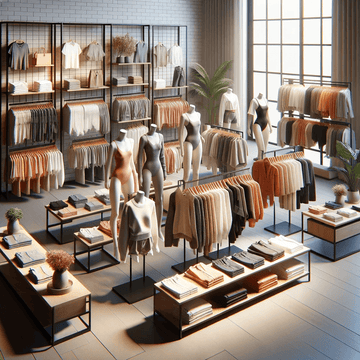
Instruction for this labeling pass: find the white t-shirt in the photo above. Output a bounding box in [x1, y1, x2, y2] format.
[62, 41, 82, 69]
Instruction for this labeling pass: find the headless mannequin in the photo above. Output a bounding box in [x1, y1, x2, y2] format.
[105, 129, 138, 260]
[247, 93, 272, 160]
[179, 104, 204, 186]
[138, 124, 166, 242]
[219, 88, 241, 130]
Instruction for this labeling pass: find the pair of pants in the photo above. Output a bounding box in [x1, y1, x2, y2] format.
[224, 110, 237, 124]
[172, 66, 185, 87]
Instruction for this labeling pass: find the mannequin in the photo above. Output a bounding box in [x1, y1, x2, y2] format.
[218, 88, 241, 129]
[179, 104, 203, 186]
[137, 124, 166, 241]
[105, 129, 138, 260]
[247, 93, 272, 160]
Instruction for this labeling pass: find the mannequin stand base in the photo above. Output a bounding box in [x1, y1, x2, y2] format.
[171, 256, 211, 274]
[206, 245, 242, 260]
[112, 276, 155, 304]
[264, 221, 302, 236]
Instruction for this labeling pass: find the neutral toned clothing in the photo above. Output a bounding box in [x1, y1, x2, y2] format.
[134, 41, 148, 63]
[62, 41, 82, 69]
[83, 43, 105, 61]
[153, 43, 167, 68]
[218, 92, 241, 127]
[168, 44, 183, 66]
[8, 41, 30, 70]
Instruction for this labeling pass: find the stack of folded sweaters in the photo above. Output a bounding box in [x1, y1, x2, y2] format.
[58, 208, 77, 218]
[33, 80, 52, 92]
[112, 77, 127, 86]
[9, 81, 28, 94]
[29, 265, 53, 284]
[128, 76, 143, 84]
[161, 275, 198, 299]
[232, 250, 265, 269]
[94, 188, 111, 205]
[212, 257, 244, 277]
[98, 219, 121, 237]
[216, 287, 248, 307]
[64, 79, 81, 90]
[268, 235, 303, 254]
[245, 272, 278, 293]
[182, 298, 213, 325]
[248, 240, 284, 261]
[49, 200, 68, 211]
[79, 227, 104, 243]
[3, 233, 32, 249]
[15, 249, 46, 268]
[85, 200, 104, 211]
[275, 259, 305, 280]
[68, 194, 88, 208]
[184, 263, 224, 288]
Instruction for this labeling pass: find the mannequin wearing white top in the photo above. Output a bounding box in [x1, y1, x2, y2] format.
[218, 88, 241, 130]
[104, 129, 138, 260]
[247, 93, 272, 160]
[179, 105, 203, 187]
[138, 124, 166, 242]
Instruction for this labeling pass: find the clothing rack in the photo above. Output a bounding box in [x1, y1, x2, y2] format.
[208, 124, 244, 137]
[171, 167, 250, 274]
[261, 146, 303, 236]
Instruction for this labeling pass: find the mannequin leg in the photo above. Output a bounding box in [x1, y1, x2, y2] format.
[142, 169, 152, 198]
[121, 176, 135, 204]
[192, 141, 203, 187]
[223, 122, 231, 129]
[183, 141, 193, 184]
[109, 177, 122, 260]
[262, 125, 270, 154]
[253, 124, 265, 160]
[152, 168, 164, 241]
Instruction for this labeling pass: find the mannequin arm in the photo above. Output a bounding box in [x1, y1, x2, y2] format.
[179, 115, 187, 157]
[137, 136, 146, 188]
[247, 114, 254, 137]
[104, 142, 115, 189]
[266, 110, 272, 133]
[159, 134, 167, 180]
[129, 139, 139, 192]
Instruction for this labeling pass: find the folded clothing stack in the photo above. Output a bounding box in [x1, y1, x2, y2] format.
[68, 194, 88, 208]
[184, 262, 224, 288]
[268, 235, 303, 254]
[112, 77, 127, 86]
[33, 80, 52, 92]
[324, 201, 343, 210]
[232, 250, 265, 269]
[79, 227, 104, 243]
[49, 200, 68, 211]
[94, 188, 112, 205]
[161, 275, 198, 299]
[128, 76, 143, 84]
[248, 240, 285, 262]
[3, 233, 32, 249]
[216, 287, 248, 307]
[58, 208, 77, 218]
[154, 79, 166, 89]
[337, 208, 357, 218]
[274, 258, 305, 280]
[64, 78, 81, 90]
[9, 81, 28, 94]
[212, 256, 244, 277]
[323, 212, 343, 222]
[98, 220, 120, 237]
[15, 249, 46, 268]
[308, 205, 327, 215]
[245, 272, 278, 293]
[85, 200, 104, 211]
[182, 298, 213, 325]
[29, 265, 53, 284]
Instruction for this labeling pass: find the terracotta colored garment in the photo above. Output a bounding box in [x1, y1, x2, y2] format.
[111, 144, 132, 185]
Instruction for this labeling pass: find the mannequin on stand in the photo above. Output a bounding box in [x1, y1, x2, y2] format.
[138, 124, 166, 242]
[247, 93, 272, 160]
[218, 88, 241, 130]
[179, 104, 203, 186]
[105, 129, 138, 260]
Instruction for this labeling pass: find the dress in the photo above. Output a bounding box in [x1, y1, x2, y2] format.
[142, 133, 166, 177]
[111, 143, 132, 184]
[184, 113, 201, 150]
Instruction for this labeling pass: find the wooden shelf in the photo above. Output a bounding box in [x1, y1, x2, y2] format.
[153, 85, 188, 90]
[111, 62, 151, 66]
[111, 117, 151, 124]
[112, 83, 149, 88]
[9, 90, 55, 96]
[32, 64, 54, 67]
[63, 86, 109, 92]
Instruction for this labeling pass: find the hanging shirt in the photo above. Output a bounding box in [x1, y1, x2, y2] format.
[134, 41, 148, 63]
[61, 41, 82, 69]
[168, 44, 183, 66]
[153, 43, 168, 68]
[8, 42, 30, 70]
[83, 43, 105, 61]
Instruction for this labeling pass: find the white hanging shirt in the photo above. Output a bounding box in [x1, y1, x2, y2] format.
[62, 41, 82, 69]
[168, 44, 183, 66]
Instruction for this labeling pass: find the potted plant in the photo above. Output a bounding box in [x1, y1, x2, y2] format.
[46, 250, 74, 290]
[189, 60, 233, 125]
[331, 184, 347, 205]
[333, 140, 360, 204]
[113, 33, 137, 63]
[5, 207, 23, 235]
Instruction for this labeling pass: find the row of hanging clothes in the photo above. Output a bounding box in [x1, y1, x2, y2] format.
[112, 94, 151, 122]
[153, 97, 189, 129]
[252, 151, 316, 212]
[125, 123, 149, 166]
[165, 174, 264, 256]
[68, 137, 109, 185]
[164, 141, 183, 175]
[8, 144, 64, 197]
[277, 84, 354, 120]
[277, 117, 355, 157]
[201, 128, 248, 172]
[9, 103, 58, 146]
[63, 100, 110, 136]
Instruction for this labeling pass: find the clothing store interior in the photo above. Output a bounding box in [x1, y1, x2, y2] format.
[0, 1, 360, 359]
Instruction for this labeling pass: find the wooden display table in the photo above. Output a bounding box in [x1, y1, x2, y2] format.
[73, 230, 119, 273]
[302, 204, 360, 260]
[0, 226, 91, 345]
[45, 196, 112, 244]
[154, 247, 310, 339]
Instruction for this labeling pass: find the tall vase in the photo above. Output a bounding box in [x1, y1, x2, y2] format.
[335, 194, 345, 206]
[52, 269, 69, 289]
[7, 219, 21, 235]
[347, 190, 360, 204]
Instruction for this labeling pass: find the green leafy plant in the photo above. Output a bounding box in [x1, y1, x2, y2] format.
[333, 140, 360, 192]
[189, 60, 233, 125]
[5, 208, 23, 222]
[46, 250, 74, 271]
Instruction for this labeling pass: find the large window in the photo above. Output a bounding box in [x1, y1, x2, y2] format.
[249, 0, 332, 145]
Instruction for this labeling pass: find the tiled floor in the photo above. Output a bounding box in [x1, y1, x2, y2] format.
[1, 140, 359, 360]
